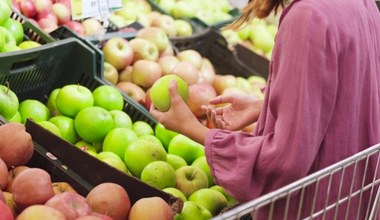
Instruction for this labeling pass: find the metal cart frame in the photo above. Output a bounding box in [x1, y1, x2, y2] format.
[212, 143, 380, 220]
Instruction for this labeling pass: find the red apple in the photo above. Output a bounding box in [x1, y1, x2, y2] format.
[129, 38, 159, 62]
[171, 61, 199, 85]
[102, 37, 134, 71]
[0, 200, 13, 220]
[12, 168, 55, 212]
[0, 158, 8, 190]
[81, 18, 104, 36]
[136, 27, 170, 53]
[131, 60, 162, 88]
[187, 83, 217, 118]
[45, 192, 92, 220]
[213, 74, 237, 95]
[86, 183, 131, 220]
[16, 205, 66, 220]
[6, 166, 29, 193]
[52, 2, 70, 25]
[36, 10, 58, 24]
[38, 18, 58, 33]
[0, 189, 5, 203]
[159, 44, 175, 57]
[34, 0, 52, 13]
[64, 20, 85, 36]
[144, 88, 152, 110]
[129, 197, 174, 220]
[177, 49, 203, 70]
[103, 62, 118, 85]
[116, 81, 146, 105]
[158, 56, 179, 75]
[151, 14, 177, 37]
[52, 182, 78, 195]
[118, 66, 133, 82]
[198, 58, 216, 84]
[20, 0, 37, 18]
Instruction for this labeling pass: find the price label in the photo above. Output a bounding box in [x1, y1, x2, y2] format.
[98, 0, 109, 16]
[71, 0, 101, 20]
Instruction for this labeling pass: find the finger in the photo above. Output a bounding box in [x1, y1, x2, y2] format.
[168, 80, 181, 101]
[209, 95, 235, 105]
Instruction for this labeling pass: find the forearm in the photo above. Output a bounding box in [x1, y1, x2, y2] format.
[178, 119, 210, 145]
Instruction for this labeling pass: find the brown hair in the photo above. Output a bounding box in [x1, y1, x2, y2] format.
[225, 0, 287, 30]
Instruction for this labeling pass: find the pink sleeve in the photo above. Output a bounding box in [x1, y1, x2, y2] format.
[205, 2, 338, 202]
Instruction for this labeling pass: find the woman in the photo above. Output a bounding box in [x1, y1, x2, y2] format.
[150, 0, 380, 218]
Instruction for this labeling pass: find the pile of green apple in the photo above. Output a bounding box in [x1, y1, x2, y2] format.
[221, 18, 278, 59]
[0, 0, 42, 53]
[110, 0, 193, 37]
[153, 0, 235, 26]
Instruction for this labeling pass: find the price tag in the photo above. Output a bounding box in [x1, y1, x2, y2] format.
[71, 0, 101, 20]
[98, 0, 110, 16]
[108, 0, 122, 12]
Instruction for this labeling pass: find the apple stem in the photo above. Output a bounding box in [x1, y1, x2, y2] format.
[5, 81, 10, 94]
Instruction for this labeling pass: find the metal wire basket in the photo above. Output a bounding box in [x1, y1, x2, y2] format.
[212, 143, 380, 220]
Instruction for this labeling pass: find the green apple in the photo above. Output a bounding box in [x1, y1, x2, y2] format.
[237, 23, 251, 40]
[3, 18, 24, 45]
[46, 88, 61, 116]
[174, 19, 193, 37]
[188, 188, 228, 216]
[139, 134, 163, 147]
[8, 111, 21, 122]
[175, 201, 212, 220]
[166, 154, 187, 170]
[109, 110, 133, 129]
[75, 140, 98, 156]
[210, 185, 236, 206]
[93, 85, 124, 111]
[1, 44, 20, 53]
[132, 121, 154, 136]
[154, 123, 178, 150]
[157, 0, 176, 12]
[124, 138, 167, 178]
[0, 32, 5, 51]
[36, 121, 62, 137]
[74, 106, 115, 143]
[175, 166, 208, 198]
[191, 156, 214, 186]
[56, 84, 94, 118]
[0, 26, 17, 52]
[168, 134, 205, 165]
[171, 1, 195, 18]
[140, 161, 176, 190]
[97, 151, 130, 174]
[19, 99, 51, 124]
[18, 41, 41, 50]
[249, 23, 274, 53]
[0, 84, 19, 120]
[0, 1, 11, 26]
[102, 127, 138, 160]
[150, 74, 189, 112]
[49, 115, 78, 144]
[163, 187, 187, 202]
[136, 27, 170, 53]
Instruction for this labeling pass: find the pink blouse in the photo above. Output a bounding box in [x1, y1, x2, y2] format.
[205, 0, 380, 218]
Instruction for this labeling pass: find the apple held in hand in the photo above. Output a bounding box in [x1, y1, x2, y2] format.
[19, 99, 50, 124]
[56, 84, 94, 118]
[103, 37, 134, 71]
[140, 161, 176, 190]
[0, 84, 19, 120]
[149, 74, 189, 112]
[93, 85, 124, 111]
[74, 106, 115, 143]
[175, 166, 208, 198]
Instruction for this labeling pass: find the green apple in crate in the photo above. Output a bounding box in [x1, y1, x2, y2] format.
[92, 85, 124, 111]
[75, 140, 98, 157]
[102, 127, 138, 160]
[36, 121, 62, 137]
[175, 201, 212, 220]
[19, 99, 51, 124]
[188, 188, 228, 216]
[49, 115, 79, 144]
[166, 154, 187, 171]
[97, 151, 130, 174]
[191, 156, 214, 187]
[109, 110, 133, 129]
[56, 84, 94, 118]
[163, 187, 187, 202]
[2, 18, 24, 45]
[175, 166, 208, 198]
[155, 122, 178, 150]
[140, 160, 176, 190]
[210, 185, 237, 206]
[168, 134, 205, 165]
[0, 0, 11, 25]
[0, 84, 19, 120]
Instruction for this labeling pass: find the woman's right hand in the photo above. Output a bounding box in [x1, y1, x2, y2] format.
[202, 94, 263, 131]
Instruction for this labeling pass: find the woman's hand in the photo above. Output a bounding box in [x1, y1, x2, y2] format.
[149, 80, 209, 144]
[202, 94, 263, 131]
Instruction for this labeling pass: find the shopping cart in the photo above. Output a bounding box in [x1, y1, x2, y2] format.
[212, 143, 380, 220]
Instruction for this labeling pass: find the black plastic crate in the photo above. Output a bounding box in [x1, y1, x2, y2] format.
[10, 9, 55, 45]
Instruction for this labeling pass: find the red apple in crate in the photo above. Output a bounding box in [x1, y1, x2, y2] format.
[86, 183, 131, 220]
[158, 56, 179, 75]
[151, 14, 177, 37]
[103, 62, 118, 85]
[20, 0, 37, 18]
[129, 38, 159, 62]
[45, 192, 92, 220]
[16, 205, 66, 220]
[6, 166, 29, 193]
[64, 20, 85, 36]
[0, 189, 5, 202]
[0, 158, 8, 190]
[118, 65, 133, 83]
[159, 44, 175, 57]
[52, 3, 70, 25]
[187, 83, 217, 118]
[129, 197, 174, 220]
[177, 49, 203, 70]
[52, 182, 78, 195]
[0, 200, 13, 220]
[38, 18, 58, 33]
[136, 27, 170, 53]
[171, 61, 199, 85]
[103, 37, 134, 71]
[12, 168, 55, 212]
[36, 11, 58, 25]
[198, 58, 216, 84]
[0, 123, 33, 168]
[81, 18, 104, 36]
[116, 81, 146, 105]
[213, 74, 237, 95]
[131, 60, 162, 88]
[34, 0, 52, 13]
